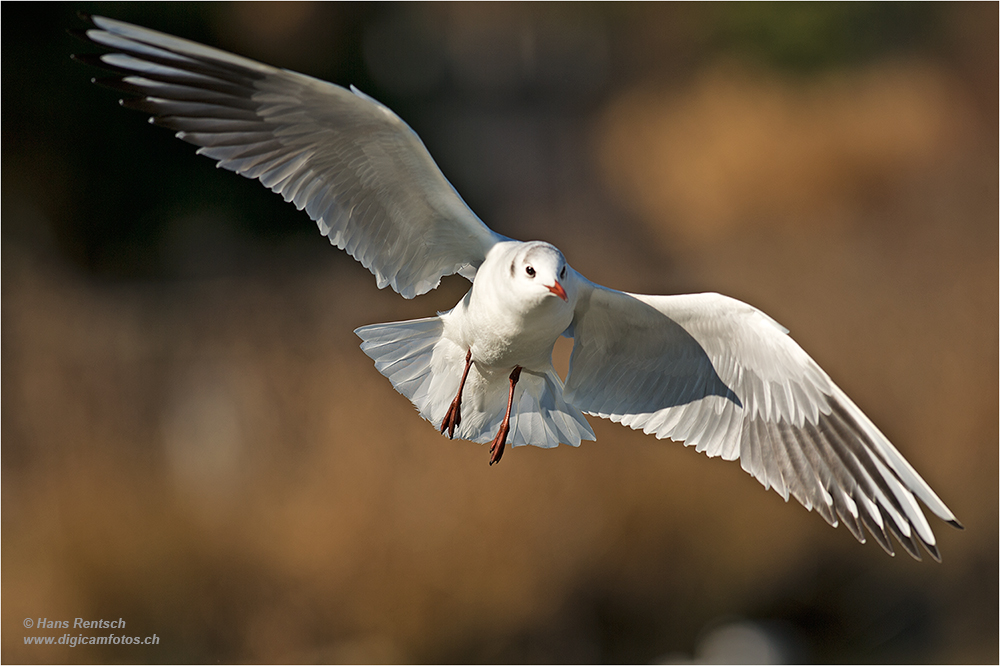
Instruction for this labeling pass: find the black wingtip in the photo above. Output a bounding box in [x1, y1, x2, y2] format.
[71, 52, 132, 76]
[66, 27, 92, 43]
[70, 52, 102, 66]
[120, 97, 159, 114]
[93, 77, 143, 95]
[69, 14, 99, 50]
[947, 519, 965, 530]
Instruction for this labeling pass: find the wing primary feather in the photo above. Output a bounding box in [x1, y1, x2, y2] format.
[822, 402, 912, 524]
[777, 419, 830, 515]
[761, 420, 791, 501]
[860, 507, 896, 557]
[796, 422, 850, 527]
[84, 29, 263, 88]
[884, 517, 924, 561]
[801, 421, 869, 544]
[826, 402, 931, 545]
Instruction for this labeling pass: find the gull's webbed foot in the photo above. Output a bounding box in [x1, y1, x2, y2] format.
[488, 366, 522, 466]
[440, 349, 473, 439]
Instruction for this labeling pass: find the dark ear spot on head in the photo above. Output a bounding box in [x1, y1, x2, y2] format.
[510, 259, 516, 277]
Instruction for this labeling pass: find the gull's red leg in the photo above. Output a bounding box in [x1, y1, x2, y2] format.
[489, 366, 522, 466]
[440, 349, 473, 439]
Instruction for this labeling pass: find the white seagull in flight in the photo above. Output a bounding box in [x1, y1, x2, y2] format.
[73, 14, 961, 560]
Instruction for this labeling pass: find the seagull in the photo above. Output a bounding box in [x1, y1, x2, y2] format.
[73, 14, 961, 561]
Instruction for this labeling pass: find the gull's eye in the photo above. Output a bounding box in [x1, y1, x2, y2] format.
[560, 266, 567, 280]
[525, 265, 536, 278]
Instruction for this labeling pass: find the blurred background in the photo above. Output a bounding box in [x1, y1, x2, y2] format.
[2, 2, 997, 663]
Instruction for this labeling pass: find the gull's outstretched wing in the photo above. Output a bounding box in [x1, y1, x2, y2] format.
[564, 278, 961, 560]
[73, 15, 504, 298]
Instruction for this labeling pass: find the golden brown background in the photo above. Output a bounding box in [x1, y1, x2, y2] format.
[3, 2, 997, 663]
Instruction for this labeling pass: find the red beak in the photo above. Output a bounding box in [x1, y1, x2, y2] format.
[546, 280, 568, 301]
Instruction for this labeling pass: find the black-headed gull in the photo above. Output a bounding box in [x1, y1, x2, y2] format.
[73, 15, 961, 560]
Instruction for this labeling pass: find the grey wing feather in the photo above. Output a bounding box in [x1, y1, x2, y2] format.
[76, 15, 503, 298]
[565, 279, 960, 560]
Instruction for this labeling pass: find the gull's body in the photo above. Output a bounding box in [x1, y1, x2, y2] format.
[363, 241, 593, 460]
[452, 242, 576, 373]
[74, 15, 960, 560]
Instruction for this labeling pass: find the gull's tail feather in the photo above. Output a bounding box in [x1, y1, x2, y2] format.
[356, 317, 457, 429]
[355, 318, 594, 449]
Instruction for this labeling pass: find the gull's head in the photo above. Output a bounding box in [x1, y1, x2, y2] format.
[509, 241, 574, 305]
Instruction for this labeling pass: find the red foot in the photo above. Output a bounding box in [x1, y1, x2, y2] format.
[441, 395, 462, 439]
[488, 366, 521, 466]
[440, 349, 472, 439]
[488, 423, 509, 465]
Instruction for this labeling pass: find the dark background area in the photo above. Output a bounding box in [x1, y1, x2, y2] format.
[3, 2, 997, 663]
